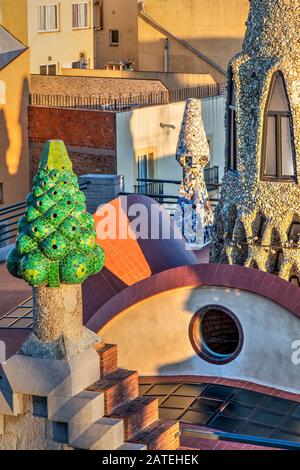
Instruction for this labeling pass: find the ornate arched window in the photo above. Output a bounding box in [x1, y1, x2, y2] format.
[261, 72, 295, 180]
[290, 275, 300, 288]
[227, 70, 237, 172]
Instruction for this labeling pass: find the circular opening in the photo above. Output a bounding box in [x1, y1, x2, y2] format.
[72, 226, 77, 232]
[53, 191, 57, 196]
[189, 306, 243, 365]
[52, 244, 58, 250]
[52, 213, 57, 219]
[67, 200, 71, 205]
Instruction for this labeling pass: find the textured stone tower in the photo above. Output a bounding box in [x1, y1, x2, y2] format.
[210, 0, 300, 283]
[176, 99, 213, 246]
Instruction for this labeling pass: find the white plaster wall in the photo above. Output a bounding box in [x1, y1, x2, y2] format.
[100, 286, 300, 394]
[116, 96, 226, 193]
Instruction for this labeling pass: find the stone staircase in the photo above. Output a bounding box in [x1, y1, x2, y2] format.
[25, 342, 180, 450]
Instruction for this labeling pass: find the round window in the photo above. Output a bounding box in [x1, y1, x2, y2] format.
[189, 306, 243, 364]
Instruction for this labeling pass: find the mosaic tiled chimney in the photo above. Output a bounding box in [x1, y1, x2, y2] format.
[176, 99, 213, 247]
[210, 0, 300, 284]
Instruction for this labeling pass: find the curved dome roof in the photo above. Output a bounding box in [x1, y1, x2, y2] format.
[83, 195, 197, 322]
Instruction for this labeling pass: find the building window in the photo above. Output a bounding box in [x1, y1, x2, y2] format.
[72, 3, 89, 29]
[227, 69, 237, 172]
[40, 64, 57, 75]
[137, 154, 154, 195]
[189, 305, 243, 365]
[38, 4, 59, 32]
[138, 155, 149, 181]
[288, 221, 300, 244]
[72, 59, 89, 69]
[290, 275, 300, 287]
[109, 30, 119, 46]
[262, 72, 295, 181]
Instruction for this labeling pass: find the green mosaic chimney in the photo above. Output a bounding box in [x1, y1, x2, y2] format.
[7, 140, 105, 288]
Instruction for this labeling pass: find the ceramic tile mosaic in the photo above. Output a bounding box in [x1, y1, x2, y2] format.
[7, 140, 105, 288]
[175, 99, 214, 246]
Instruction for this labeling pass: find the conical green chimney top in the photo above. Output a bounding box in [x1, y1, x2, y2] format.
[39, 140, 72, 172]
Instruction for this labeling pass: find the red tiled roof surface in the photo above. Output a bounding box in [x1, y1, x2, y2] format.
[87, 262, 300, 332]
[83, 195, 197, 323]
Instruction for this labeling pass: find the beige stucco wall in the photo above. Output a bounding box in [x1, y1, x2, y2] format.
[100, 286, 300, 393]
[116, 95, 226, 193]
[28, 0, 95, 74]
[61, 67, 216, 90]
[0, 405, 63, 450]
[0, 0, 28, 44]
[95, 0, 138, 69]
[0, 51, 30, 206]
[138, 0, 249, 75]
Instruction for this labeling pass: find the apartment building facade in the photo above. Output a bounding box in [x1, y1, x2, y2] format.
[28, 0, 249, 80]
[28, 0, 95, 74]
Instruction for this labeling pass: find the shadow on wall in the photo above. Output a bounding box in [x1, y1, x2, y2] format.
[18, 77, 29, 184]
[137, 37, 245, 81]
[156, 291, 226, 377]
[125, 104, 183, 193]
[0, 109, 10, 173]
[0, 76, 29, 205]
[155, 284, 300, 394]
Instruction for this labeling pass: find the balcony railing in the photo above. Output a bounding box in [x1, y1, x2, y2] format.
[132, 166, 220, 206]
[0, 169, 220, 247]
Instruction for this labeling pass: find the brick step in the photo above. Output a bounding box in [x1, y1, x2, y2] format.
[96, 343, 118, 377]
[69, 417, 124, 450]
[87, 369, 139, 415]
[110, 396, 159, 440]
[129, 420, 180, 451]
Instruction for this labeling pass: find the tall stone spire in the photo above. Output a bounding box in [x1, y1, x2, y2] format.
[243, 0, 300, 58]
[210, 0, 300, 283]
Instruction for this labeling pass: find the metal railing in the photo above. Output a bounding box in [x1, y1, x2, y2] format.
[0, 297, 33, 329]
[0, 170, 220, 246]
[0, 201, 27, 247]
[0, 182, 89, 247]
[133, 166, 220, 207]
[29, 83, 226, 112]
